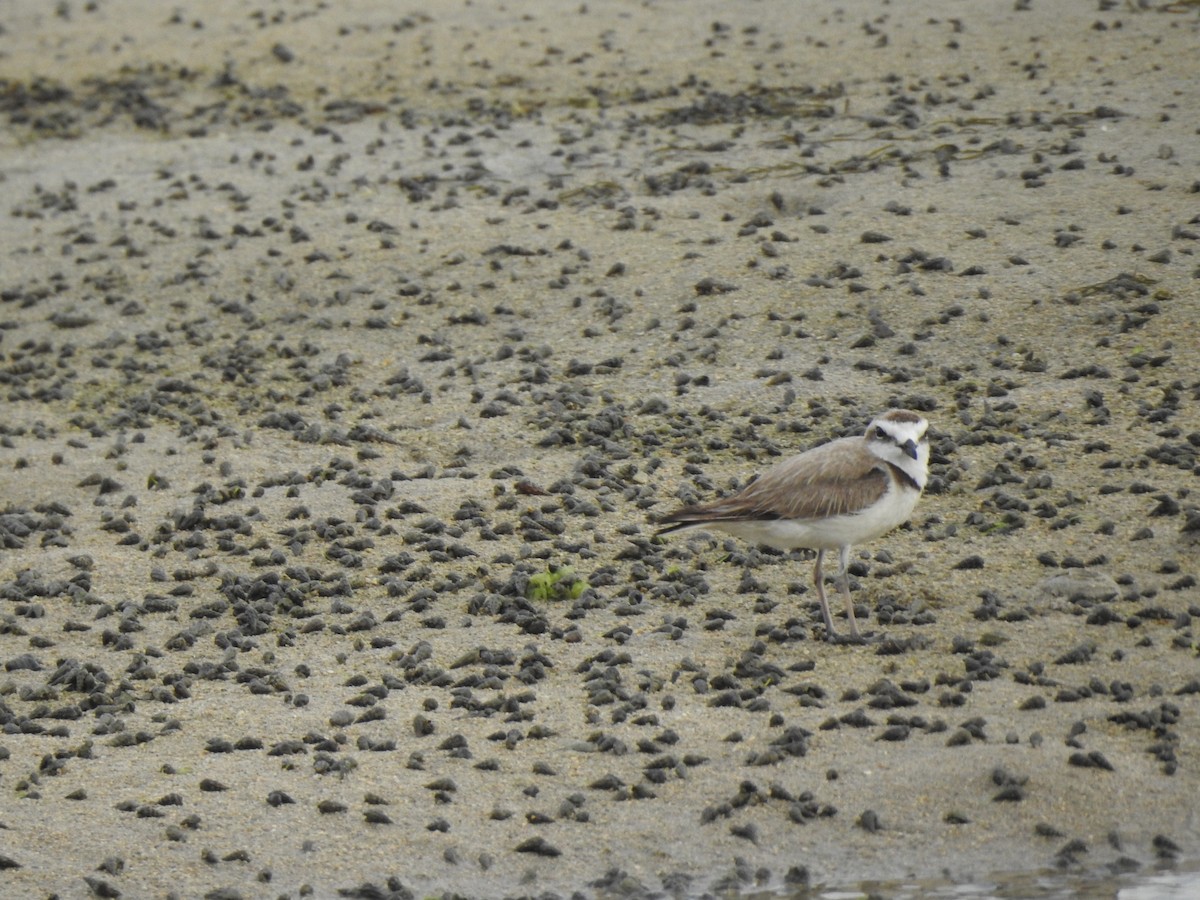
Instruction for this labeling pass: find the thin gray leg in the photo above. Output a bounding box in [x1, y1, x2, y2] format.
[812, 549, 838, 640]
[836, 544, 862, 638]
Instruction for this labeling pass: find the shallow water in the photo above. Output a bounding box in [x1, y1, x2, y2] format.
[742, 863, 1200, 900]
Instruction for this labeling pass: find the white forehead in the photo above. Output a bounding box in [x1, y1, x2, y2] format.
[871, 411, 928, 437]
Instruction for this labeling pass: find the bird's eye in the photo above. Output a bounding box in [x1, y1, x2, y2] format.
[874, 426, 887, 439]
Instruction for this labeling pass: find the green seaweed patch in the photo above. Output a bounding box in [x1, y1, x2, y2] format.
[526, 565, 587, 602]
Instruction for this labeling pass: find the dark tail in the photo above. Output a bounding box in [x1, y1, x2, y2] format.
[653, 505, 714, 537]
[654, 519, 691, 537]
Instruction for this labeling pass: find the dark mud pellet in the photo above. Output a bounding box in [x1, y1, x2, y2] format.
[992, 771, 1027, 801]
[514, 837, 560, 857]
[839, 709, 875, 728]
[97, 857, 124, 876]
[1056, 838, 1089, 865]
[1152, 834, 1181, 859]
[1069, 750, 1114, 771]
[857, 810, 883, 832]
[82, 877, 120, 898]
[425, 777, 456, 795]
[784, 866, 810, 886]
[730, 823, 758, 843]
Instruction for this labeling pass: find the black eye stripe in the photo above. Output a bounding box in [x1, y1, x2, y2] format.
[872, 421, 927, 443]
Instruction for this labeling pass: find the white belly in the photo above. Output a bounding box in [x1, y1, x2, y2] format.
[711, 483, 919, 552]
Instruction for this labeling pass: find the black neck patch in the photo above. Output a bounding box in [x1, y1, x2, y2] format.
[885, 461, 922, 492]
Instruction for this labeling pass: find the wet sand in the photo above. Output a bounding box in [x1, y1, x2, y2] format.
[1, 1, 1198, 897]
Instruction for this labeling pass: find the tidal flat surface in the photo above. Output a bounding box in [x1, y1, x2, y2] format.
[1, 2, 1198, 897]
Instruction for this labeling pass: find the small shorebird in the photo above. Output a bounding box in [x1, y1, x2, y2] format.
[655, 409, 930, 642]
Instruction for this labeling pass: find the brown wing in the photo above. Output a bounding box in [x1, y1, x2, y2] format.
[657, 436, 889, 528]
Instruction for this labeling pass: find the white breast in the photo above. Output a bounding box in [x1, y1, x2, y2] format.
[712, 478, 920, 552]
